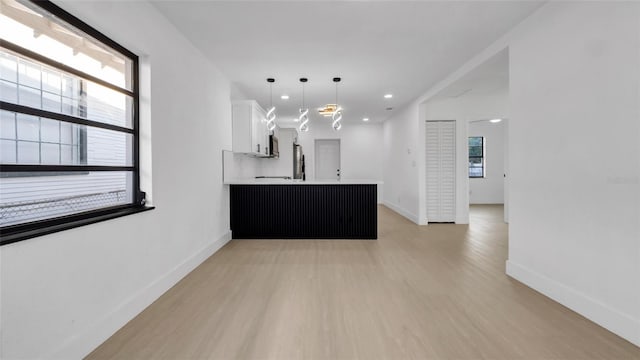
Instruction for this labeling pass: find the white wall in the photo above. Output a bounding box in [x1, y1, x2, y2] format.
[296, 122, 384, 183]
[382, 0, 639, 346]
[223, 151, 262, 181]
[469, 120, 505, 204]
[383, 76, 509, 224]
[383, 88, 507, 224]
[506, 1, 640, 346]
[382, 104, 421, 222]
[0, 1, 234, 358]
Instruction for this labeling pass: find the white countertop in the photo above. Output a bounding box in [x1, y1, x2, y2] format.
[224, 179, 382, 185]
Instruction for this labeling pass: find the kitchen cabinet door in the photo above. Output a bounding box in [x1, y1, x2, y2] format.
[252, 105, 269, 156]
[232, 100, 269, 156]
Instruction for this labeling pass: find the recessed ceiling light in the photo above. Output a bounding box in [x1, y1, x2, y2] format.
[489, 118, 502, 123]
[363, 118, 369, 122]
[384, 94, 393, 99]
[281, 95, 289, 100]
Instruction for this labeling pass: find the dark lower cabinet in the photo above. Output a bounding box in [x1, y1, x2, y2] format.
[230, 184, 377, 239]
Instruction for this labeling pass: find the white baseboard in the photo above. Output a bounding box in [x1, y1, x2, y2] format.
[506, 260, 640, 347]
[48, 231, 233, 359]
[383, 202, 420, 224]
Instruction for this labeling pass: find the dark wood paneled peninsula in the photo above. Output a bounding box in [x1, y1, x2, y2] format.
[228, 181, 377, 239]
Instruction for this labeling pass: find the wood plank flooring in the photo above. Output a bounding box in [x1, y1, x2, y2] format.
[87, 205, 640, 359]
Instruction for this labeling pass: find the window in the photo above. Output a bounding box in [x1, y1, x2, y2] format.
[468, 136, 484, 178]
[1, 54, 88, 167]
[1, 0, 149, 245]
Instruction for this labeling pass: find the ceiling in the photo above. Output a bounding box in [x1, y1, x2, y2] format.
[435, 48, 509, 99]
[151, 1, 541, 128]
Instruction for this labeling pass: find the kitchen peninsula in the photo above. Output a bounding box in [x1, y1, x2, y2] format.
[226, 179, 378, 239]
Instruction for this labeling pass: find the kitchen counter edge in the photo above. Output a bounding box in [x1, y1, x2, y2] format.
[224, 179, 382, 185]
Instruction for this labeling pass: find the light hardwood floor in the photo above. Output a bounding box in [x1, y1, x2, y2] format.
[88, 205, 640, 359]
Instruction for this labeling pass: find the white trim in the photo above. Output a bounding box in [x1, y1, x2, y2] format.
[47, 231, 233, 359]
[383, 202, 420, 224]
[506, 260, 640, 347]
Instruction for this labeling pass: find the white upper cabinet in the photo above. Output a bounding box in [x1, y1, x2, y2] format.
[232, 100, 270, 157]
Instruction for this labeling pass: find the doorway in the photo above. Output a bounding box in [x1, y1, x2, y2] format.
[315, 139, 340, 181]
[467, 118, 508, 223]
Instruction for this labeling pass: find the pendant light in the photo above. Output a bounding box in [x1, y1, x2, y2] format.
[298, 77, 309, 132]
[265, 78, 276, 132]
[332, 77, 342, 131]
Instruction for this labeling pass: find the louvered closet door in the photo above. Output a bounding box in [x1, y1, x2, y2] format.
[425, 121, 456, 222]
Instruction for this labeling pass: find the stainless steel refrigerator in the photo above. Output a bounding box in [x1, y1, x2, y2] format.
[293, 143, 305, 180]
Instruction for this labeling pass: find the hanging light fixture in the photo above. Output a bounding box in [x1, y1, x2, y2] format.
[332, 77, 342, 131]
[298, 77, 310, 132]
[265, 78, 276, 132]
[318, 104, 337, 116]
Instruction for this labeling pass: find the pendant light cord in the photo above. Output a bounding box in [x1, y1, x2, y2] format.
[332, 77, 342, 131]
[299, 77, 309, 132]
[266, 78, 276, 132]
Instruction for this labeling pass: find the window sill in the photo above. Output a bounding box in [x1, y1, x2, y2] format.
[0, 205, 155, 246]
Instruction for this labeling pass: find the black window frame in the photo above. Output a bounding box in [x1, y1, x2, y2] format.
[0, 0, 152, 246]
[468, 136, 485, 178]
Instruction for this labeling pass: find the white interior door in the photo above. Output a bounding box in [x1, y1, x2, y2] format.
[315, 139, 340, 180]
[425, 121, 456, 222]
